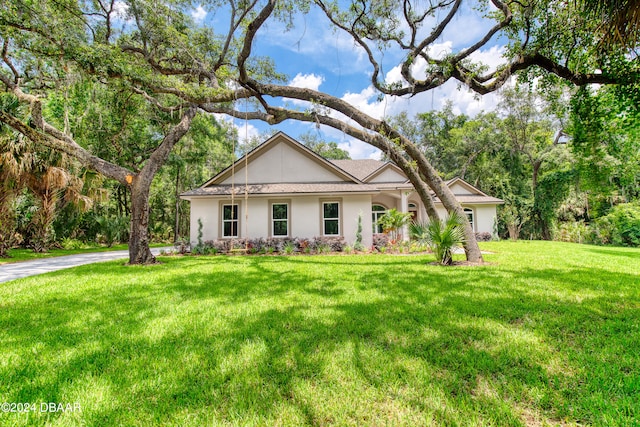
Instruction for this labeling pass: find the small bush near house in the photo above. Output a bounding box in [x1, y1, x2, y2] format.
[190, 236, 345, 255]
[309, 236, 345, 252]
[409, 213, 466, 265]
[372, 233, 389, 252]
[474, 232, 493, 242]
[592, 202, 640, 247]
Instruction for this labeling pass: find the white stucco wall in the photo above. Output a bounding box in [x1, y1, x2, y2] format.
[368, 168, 406, 183]
[450, 182, 474, 195]
[473, 205, 497, 235]
[342, 195, 374, 247]
[433, 204, 496, 234]
[190, 198, 218, 243]
[221, 141, 344, 184]
[189, 195, 374, 248]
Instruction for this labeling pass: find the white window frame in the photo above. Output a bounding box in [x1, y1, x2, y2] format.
[221, 203, 239, 238]
[322, 201, 341, 236]
[463, 207, 475, 232]
[271, 202, 290, 237]
[372, 204, 387, 233]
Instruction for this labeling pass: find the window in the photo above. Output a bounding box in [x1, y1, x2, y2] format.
[272, 203, 289, 237]
[408, 202, 418, 221]
[372, 204, 387, 233]
[464, 208, 474, 231]
[323, 202, 340, 235]
[222, 204, 239, 237]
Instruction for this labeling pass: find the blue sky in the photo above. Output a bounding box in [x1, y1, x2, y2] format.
[192, 2, 511, 159]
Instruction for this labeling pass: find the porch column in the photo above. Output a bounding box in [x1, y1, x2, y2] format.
[400, 191, 409, 241]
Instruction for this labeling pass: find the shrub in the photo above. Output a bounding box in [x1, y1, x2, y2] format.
[592, 203, 640, 247]
[409, 213, 466, 265]
[372, 233, 389, 252]
[354, 214, 365, 251]
[553, 221, 593, 244]
[61, 238, 86, 250]
[376, 208, 412, 242]
[283, 241, 296, 255]
[95, 215, 129, 247]
[308, 236, 345, 253]
[474, 232, 493, 242]
[173, 237, 190, 254]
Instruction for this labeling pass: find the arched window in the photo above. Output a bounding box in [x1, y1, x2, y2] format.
[464, 208, 474, 231]
[372, 204, 387, 233]
[408, 202, 418, 221]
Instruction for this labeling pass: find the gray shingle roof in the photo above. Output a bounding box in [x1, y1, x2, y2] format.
[182, 182, 380, 197]
[433, 195, 504, 204]
[330, 159, 386, 181]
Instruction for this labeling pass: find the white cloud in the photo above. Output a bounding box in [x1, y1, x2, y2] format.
[335, 43, 511, 122]
[213, 113, 261, 145]
[113, 0, 129, 19]
[191, 5, 207, 23]
[289, 73, 324, 91]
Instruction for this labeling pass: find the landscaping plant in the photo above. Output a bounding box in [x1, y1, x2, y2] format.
[410, 212, 466, 265]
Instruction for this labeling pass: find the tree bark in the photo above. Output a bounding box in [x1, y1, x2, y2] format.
[129, 177, 155, 264]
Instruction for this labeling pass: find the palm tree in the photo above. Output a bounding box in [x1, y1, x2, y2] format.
[1, 119, 94, 253]
[22, 147, 94, 252]
[580, 0, 640, 49]
[410, 212, 467, 265]
[0, 132, 24, 257]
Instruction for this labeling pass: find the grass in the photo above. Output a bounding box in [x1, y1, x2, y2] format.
[0, 243, 168, 265]
[0, 241, 638, 426]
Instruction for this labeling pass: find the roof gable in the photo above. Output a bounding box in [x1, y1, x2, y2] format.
[447, 177, 491, 197]
[364, 163, 408, 183]
[202, 132, 361, 187]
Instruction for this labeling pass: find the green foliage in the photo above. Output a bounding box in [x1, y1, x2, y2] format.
[410, 212, 466, 265]
[376, 208, 412, 242]
[552, 221, 593, 244]
[570, 85, 640, 210]
[94, 215, 129, 247]
[592, 202, 640, 246]
[499, 203, 529, 241]
[298, 131, 351, 159]
[354, 214, 365, 251]
[194, 218, 205, 248]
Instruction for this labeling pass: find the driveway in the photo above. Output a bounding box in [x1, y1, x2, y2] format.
[0, 247, 172, 283]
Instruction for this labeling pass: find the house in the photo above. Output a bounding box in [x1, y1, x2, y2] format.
[181, 132, 503, 248]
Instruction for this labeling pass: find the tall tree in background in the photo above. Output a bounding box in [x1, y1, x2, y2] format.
[570, 85, 640, 214]
[154, 114, 235, 242]
[298, 132, 350, 160]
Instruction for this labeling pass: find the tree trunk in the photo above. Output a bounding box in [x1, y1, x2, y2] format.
[174, 164, 181, 243]
[129, 179, 156, 264]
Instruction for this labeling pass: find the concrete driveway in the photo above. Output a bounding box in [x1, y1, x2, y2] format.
[0, 247, 171, 283]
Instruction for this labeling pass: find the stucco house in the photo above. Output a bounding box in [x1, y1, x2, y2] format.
[181, 132, 503, 248]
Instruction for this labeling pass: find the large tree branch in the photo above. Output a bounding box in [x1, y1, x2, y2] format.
[237, 0, 276, 82]
[0, 110, 132, 183]
[139, 107, 197, 183]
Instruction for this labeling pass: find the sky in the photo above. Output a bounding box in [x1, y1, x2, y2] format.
[192, 1, 512, 160]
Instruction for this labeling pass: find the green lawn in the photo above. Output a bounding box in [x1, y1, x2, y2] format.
[0, 244, 130, 265]
[0, 243, 168, 265]
[1, 241, 638, 426]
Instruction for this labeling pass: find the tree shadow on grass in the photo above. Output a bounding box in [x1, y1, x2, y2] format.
[0, 255, 638, 426]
